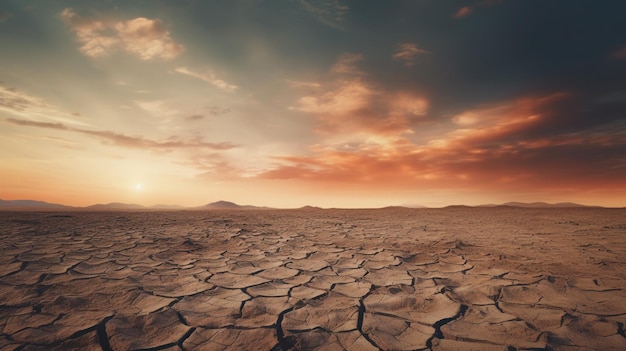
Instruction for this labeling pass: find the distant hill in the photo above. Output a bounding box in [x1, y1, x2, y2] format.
[149, 204, 186, 210]
[298, 205, 324, 210]
[197, 200, 269, 210]
[399, 203, 428, 208]
[85, 202, 146, 210]
[0, 199, 72, 210]
[479, 202, 597, 208]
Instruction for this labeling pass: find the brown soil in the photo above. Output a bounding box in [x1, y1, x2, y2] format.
[1, 207, 625, 350]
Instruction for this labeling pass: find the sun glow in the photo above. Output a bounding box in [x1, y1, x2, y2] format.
[135, 183, 143, 191]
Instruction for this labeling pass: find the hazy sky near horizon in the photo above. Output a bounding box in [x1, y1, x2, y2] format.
[1, 0, 626, 208]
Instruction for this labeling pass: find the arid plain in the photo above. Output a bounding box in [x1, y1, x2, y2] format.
[1, 207, 625, 351]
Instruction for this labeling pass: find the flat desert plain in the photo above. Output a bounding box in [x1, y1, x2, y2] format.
[0, 207, 625, 351]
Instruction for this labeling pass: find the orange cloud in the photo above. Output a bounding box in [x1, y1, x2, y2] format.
[261, 91, 626, 192]
[289, 54, 430, 139]
[60, 8, 183, 60]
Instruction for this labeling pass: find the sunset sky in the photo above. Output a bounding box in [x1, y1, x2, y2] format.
[1, 0, 626, 208]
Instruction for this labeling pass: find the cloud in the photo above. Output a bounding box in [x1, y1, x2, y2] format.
[286, 80, 322, 88]
[187, 114, 205, 121]
[0, 84, 87, 126]
[186, 106, 230, 121]
[299, 0, 349, 29]
[134, 99, 178, 116]
[453, 6, 472, 18]
[453, 0, 504, 19]
[290, 79, 373, 115]
[392, 43, 429, 66]
[174, 67, 238, 92]
[6, 118, 68, 130]
[178, 153, 247, 180]
[0, 10, 13, 23]
[6, 118, 237, 151]
[331, 53, 364, 75]
[60, 8, 183, 60]
[289, 53, 430, 139]
[208, 106, 231, 116]
[262, 91, 626, 192]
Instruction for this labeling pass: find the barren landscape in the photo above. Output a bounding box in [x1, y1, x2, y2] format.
[1, 207, 625, 351]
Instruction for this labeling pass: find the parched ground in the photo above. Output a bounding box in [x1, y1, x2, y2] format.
[0, 207, 625, 351]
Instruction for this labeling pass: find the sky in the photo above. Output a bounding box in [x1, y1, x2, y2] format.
[1, 0, 626, 208]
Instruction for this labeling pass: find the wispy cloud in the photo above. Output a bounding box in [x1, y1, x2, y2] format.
[453, 6, 472, 18]
[331, 52, 363, 75]
[0, 10, 13, 23]
[299, 0, 349, 29]
[285, 79, 322, 88]
[6, 118, 237, 151]
[453, 0, 504, 19]
[0, 85, 87, 126]
[185, 106, 230, 121]
[392, 43, 429, 66]
[60, 8, 183, 60]
[187, 114, 205, 121]
[174, 67, 238, 92]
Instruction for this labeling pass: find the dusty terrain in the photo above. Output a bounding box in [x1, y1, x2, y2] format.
[0, 207, 625, 350]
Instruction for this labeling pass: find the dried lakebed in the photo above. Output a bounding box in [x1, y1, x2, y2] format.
[0, 208, 625, 350]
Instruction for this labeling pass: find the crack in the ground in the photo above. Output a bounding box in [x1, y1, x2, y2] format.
[2, 261, 29, 278]
[492, 287, 504, 313]
[273, 306, 295, 350]
[617, 322, 626, 339]
[425, 303, 468, 349]
[96, 315, 114, 351]
[176, 310, 189, 326]
[177, 327, 196, 351]
[357, 295, 382, 351]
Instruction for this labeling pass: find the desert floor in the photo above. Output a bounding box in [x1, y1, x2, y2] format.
[0, 208, 625, 351]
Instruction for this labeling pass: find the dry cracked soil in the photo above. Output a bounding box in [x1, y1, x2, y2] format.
[0, 207, 625, 350]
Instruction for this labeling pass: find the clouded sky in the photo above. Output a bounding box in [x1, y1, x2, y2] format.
[1, 0, 625, 208]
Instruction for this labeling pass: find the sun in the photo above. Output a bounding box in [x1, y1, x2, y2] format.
[135, 183, 143, 191]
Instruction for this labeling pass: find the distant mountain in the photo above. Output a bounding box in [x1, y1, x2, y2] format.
[149, 204, 186, 210]
[399, 203, 428, 208]
[479, 202, 596, 208]
[198, 200, 269, 210]
[85, 202, 146, 210]
[298, 205, 323, 210]
[0, 199, 72, 210]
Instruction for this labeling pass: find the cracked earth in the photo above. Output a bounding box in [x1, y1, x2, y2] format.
[1, 207, 625, 350]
